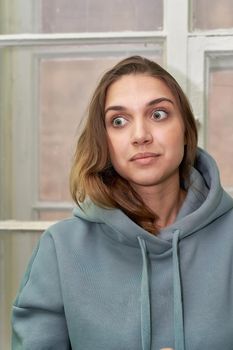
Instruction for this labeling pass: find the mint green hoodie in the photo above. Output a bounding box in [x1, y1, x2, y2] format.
[12, 148, 233, 350]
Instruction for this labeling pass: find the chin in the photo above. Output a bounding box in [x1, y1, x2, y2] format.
[129, 177, 163, 187]
[128, 170, 179, 188]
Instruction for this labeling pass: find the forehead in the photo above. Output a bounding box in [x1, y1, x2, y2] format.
[105, 74, 176, 106]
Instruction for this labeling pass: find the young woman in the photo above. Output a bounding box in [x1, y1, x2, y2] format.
[12, 56, 233, 350]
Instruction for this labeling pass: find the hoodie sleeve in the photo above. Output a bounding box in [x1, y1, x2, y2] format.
[11, 230, 71, 350]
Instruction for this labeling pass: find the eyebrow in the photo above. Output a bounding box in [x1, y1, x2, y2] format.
[104, 97, 174, 115]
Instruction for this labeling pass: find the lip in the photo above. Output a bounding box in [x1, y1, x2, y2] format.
[130, 152, 160, 161]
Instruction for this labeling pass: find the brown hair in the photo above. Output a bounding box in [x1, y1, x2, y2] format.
[70, 56, 198, 234]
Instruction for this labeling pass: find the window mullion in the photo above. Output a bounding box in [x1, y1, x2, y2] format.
[165, 0, 189, 92]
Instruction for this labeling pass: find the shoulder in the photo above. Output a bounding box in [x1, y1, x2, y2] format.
[46, 215, 93, 234]
[48, 216, 83, 231]
[42, 216, 100, 248]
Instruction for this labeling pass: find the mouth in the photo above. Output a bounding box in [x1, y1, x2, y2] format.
[130, 152, 160, 162]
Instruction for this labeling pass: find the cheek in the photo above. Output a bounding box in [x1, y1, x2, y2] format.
[172, 130, 186, 148]
[107, 136, 129, 178]
[168, 129, 186, 164]
[107, 131, 128, 155]
[156, 127, 185, 149]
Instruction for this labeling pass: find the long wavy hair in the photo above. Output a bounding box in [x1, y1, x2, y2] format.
[70, 56, 198, 234]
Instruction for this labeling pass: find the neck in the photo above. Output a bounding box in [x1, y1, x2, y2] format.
[132, 176, 186, 228]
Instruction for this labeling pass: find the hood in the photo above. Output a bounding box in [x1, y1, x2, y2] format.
[73, 147, 233, 350]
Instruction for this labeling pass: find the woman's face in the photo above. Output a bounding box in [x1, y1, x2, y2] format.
[104, 74, 186, 191]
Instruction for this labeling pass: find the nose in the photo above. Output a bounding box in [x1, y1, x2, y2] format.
[131, 120, 153, 145]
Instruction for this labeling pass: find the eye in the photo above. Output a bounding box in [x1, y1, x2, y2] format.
[151, 110, 168, 121]
[112, 116, 127, 127]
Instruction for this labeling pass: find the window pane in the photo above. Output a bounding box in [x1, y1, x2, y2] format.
[207, 59, 233, 192]
[191, 0, 233, 31]
[42, 0, 163, 32]
[0, 0, 163, 34]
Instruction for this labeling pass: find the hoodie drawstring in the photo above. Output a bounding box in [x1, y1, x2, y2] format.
[138, 231, 185, 350]
[172, 230, 185, 350]
[138, 237, 151, 350]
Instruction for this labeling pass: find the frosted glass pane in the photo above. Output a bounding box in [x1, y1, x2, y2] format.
[207, 65, 233, 189]
[0, 0, 163, 34]
[41, 0, 163, 32]
[39, 58, 106, 203]
[39, 46, 163, 206]
[191, 0, 233, 30]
